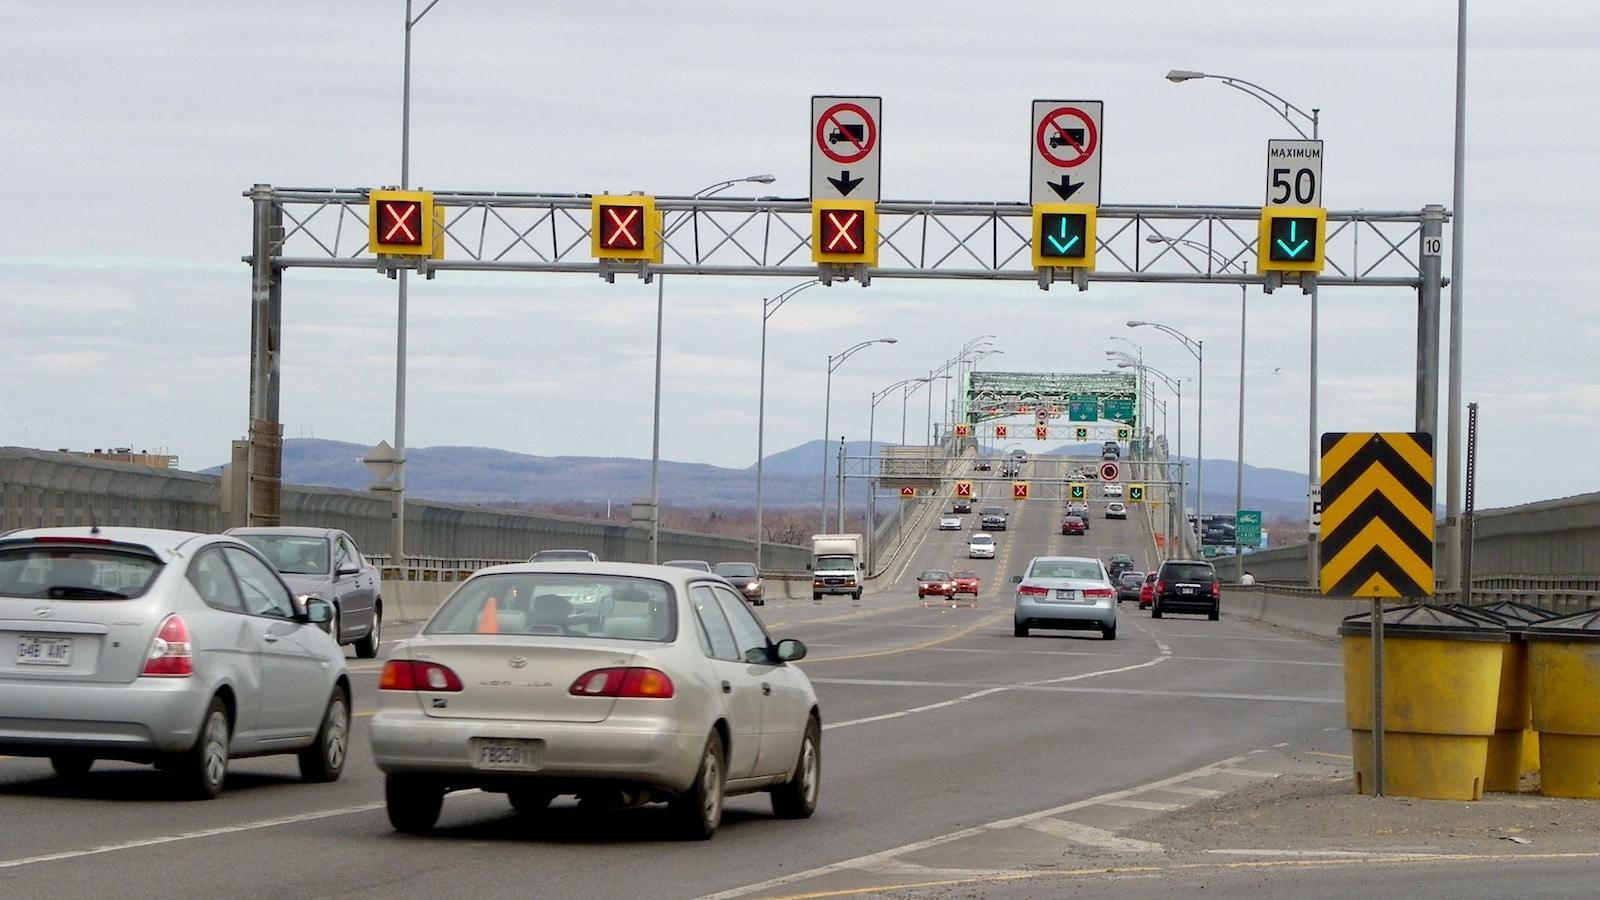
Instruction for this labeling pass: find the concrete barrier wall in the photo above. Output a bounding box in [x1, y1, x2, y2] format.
[0, 447, 808, 570]
[1225, 586, 1369, 639]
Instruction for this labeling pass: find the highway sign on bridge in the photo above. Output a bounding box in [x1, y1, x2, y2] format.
[812, 96, 882, 202]
[1319, 432, 1435, 598]
[1236, 509, 1262, 547]
[1030, 100, 1103, 207]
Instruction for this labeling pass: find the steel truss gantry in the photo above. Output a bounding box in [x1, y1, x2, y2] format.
[243, 184, 1448, 531]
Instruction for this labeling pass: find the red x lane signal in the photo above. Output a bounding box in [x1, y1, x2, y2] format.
[590, 196, 661, 262]
[811, 201, 878, 266]
[599, 205, 644, 250]
[368, 190, 437, 257]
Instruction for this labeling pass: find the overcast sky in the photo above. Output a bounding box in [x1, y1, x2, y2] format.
[2, 1, 1596, 511]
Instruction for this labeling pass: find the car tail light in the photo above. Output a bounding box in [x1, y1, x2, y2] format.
[379, 660, 464, 692]
[569, 667, 675, 699]
[1211, 580, 1222, 597]
[1018, 584, 1049, 597]
[141, 614, 193, 677]
[1084, 588, 1115, 599]
[1155, 580, 1167, 594]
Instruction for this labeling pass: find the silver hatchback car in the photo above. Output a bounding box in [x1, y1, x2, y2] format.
[0, 527, 351, 799]
[370, 562, 821, 839]
[1012, 555, 1118, 640]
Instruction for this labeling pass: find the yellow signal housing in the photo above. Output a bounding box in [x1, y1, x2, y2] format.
[812, 200, 878, 266]
[1258, 206, 1327, 274]
[369, 189, 437, 257]
[1031, 203, 1097, 270]
[591, 195, 663, 262]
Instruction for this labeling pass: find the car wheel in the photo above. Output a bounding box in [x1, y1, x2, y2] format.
[852, 591, 862, 601]
[1103, 622, 1118, 640]
[508, 789, 554, 814]
[353, 605, 382, 659]
[386, 773, 444, 834]
[812, 592, 822, 601]
[771, 716, 821, 819]
[1151, 600, 1163, 619]
[175, 697, 231, 800]
[298, 689, 350, 783]
[50, 755, 93, 778]
[669, 731, 726, 840]
[1014, 620, 1029, 637]
[1209, 606, 1221, 621]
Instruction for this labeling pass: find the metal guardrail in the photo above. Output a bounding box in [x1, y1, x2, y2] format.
[369, 555, 520, 582]
[1238, 581, 1600, 616]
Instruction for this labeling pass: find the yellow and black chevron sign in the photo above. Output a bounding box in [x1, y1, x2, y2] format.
[1319, 432, 1435, 598]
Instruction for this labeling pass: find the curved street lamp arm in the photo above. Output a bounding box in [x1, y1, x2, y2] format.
[1130, 321, 1202, 361]
[1212, 76, 1314, 139]
[765, 279, 823, 320]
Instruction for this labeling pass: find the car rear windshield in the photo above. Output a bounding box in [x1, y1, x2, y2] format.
[954, 571, 976, 579]
[429, 574, 676, 641]
[713, 563, 758, 578]
[0, 544, 163, 600]
[970, 534, 993, 543]
[1162, 563, 1217, 583]
[1029, 560, 1103, 580]
[920, 570, 951, 580]
[981, 507, 1005, 516]
[235, 535, 328, 576]
[1119, 573, 1144, 585]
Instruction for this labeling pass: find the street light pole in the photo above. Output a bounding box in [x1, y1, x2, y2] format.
[821, 338, 898, 532]
[755, 280, 820, 569]
[646, 174, 775, 564]
[1116, 358, 1184, 552]
[1166, 68, 1320, 582]
[1128, 321, 1203, 547]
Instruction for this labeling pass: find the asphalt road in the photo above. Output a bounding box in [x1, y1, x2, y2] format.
[2, 454, 1549, 898]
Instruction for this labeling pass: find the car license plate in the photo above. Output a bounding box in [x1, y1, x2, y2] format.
[1055, 589, 1078, 601]
[1182, 586, 1196, 595]
[473, 738, 542, 770]
[17, 636, 72, 666]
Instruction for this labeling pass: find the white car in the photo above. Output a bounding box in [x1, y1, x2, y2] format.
[968, 534, 996, 559]
[939, 516, 962, 531]
[1105, 502, 1127, 519]
[1012, 555, 1118, 639]
[370, 562, 821, 839]
[1103, 482, 1124, 497]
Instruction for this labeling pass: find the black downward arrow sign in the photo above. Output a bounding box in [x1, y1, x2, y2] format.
[828, 170, 864, 196]
[1047, 176, 1084, 201]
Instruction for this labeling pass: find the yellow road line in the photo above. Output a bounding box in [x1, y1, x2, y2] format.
[799, 613, 1003, 665]
[759, 851, 1600, 899]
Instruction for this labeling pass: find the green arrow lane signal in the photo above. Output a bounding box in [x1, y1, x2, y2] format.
[1268, 215, 1319, 262]
[1037, 212, 1088, 259]
[1048, 216, 1080, 254]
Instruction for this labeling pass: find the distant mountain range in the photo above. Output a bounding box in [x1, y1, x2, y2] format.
[199, 438, 1316, 520]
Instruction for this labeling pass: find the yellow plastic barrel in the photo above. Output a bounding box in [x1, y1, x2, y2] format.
[1526, 610, 1600, 799]
[1452, 602, 1556, 791]
[1340, 605, 1508, 800]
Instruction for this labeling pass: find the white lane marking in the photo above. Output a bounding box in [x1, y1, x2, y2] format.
[700, 751, 1282, 900]
[1100, 799, 1183, 812]
[811, 677, 1339, 706]
[908, 643, 1339, 667]
[1206, 848, 1448, 859]
[0, 803, 384, 870]
[1025, 818, 1164, 853]
[1212, 767, 1281, 778]
[824, 652, 1171, 731]
[1159, 633, 1303, 643]
[1162, 785, 1225, 798]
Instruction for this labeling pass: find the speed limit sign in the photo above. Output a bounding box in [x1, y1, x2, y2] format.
[1265, 139, 1323, 208]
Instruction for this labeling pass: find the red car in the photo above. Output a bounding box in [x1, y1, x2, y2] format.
[952, 570, 980, 596]
[1061, 515, 1086, 535]
[917, 569, 956, 599]
[1138, 572, 1158, 609]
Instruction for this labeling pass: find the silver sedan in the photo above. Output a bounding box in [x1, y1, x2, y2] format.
[370, 562, 821, 839]
[228, 526, 383, 658]
[1012, 555, 1118, 640]
[0, 526, 351, 798]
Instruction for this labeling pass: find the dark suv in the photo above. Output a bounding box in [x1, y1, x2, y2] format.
[980, 507, 1008, 531]
[1151, 559, 1221, 620]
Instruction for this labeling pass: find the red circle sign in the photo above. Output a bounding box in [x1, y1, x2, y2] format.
[1035, 107, 1099, 169]
[816, 102, 877, 165]
[1099, 461, 1120, 482]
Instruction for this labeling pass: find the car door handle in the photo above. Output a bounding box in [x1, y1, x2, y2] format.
[721, 680, 732, 694]
[762, 682, 772, 696]
[263, 634, 280, 643]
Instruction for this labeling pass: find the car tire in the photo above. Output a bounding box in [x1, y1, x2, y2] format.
[50, 755, 93, 778]
[508, 789, 554, 814]
[1151, 600, 1163, 619]
[354, 606, 382, 659]
[1209, 606, 1221, 621]
[812, 592, 822, 601]
[298, 688, 350, 783]
[175, 697, 231, 800]
[669, 731, 726, 840]
[386, 773, 445, 834]
[1103, 622, 1118, 640]
[771, 716, 821, 819]
[852, 591, 862, 601]
[1014, 620, 1029, 637]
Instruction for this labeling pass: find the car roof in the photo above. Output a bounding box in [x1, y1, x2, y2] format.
[226, 526, 339, 539]
[0, 526, 214, 564]
[472, 560, 730, 586]
[1028, 555, 1102, 566]
[1164, 559, 1215, 566]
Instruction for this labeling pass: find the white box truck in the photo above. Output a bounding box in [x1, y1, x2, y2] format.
[810, 533, 865, 601]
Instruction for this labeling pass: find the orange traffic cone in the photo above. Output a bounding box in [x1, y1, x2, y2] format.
[476, 597, 500, 633]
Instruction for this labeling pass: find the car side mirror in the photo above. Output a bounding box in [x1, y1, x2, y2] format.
[302, 595, 334, 628]
[1010, 575, 1023, 584]
[773, 638, 807, 663]
[336, 565, 360, 577]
